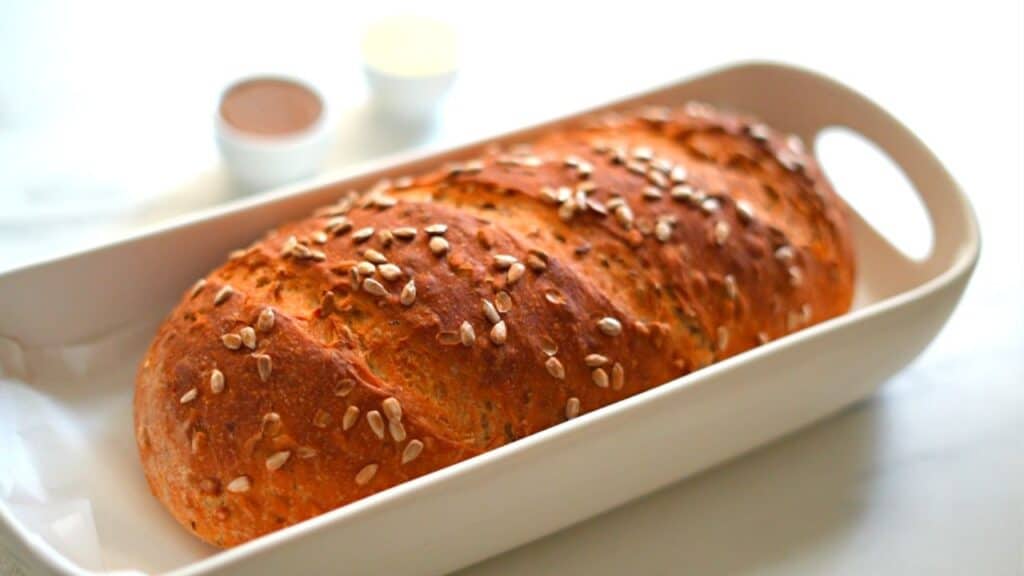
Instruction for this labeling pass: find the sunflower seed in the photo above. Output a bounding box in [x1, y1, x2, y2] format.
[558, 199, 577, 221]
[389, 420, 406, 442]
[402, 439, 424, 464]
[526, 253, 548, 272]
[648, 170, 669, 189]
[335, 378, 356, 396]
[592, 368, 609, 388]
[490, 321, 507, 345]
[362, 278, 389, 297]
[713, 221, 730, 245]
[367, 410, 385, 439]
[326, 216, 353, 235]
[437, 331, 461, 346]
[670, 165, 688, 183]
[393, 227, 418, 240]
[585, 354, 609, 367]
[460, 321, 476, 347]
[265, 451, 290, 471]
[180, 388, 198, 404]
[312, 409, 332, 428]
[400, 279, 417, 306]
[655, 219, 672, 243]
[190, 279, 207, 298]
[297, 446, 318, 459]
[627, 160, 648, 175]
[724, 275, 738, 299]
[775, 246, 795, 262]
[257, 307, 275, 332]
[614, 204, 634, 229]
[429, 236, 449, 255]
[348, 228, 374, 244]
[356, 261, 377, 276]
[612, 362, 625, 390]
[598, 317, 622, 336]
[364, 249, 388, 264]
[495, 291, 512, 313]
[378, 263, 403, 281]
[642, 186, 663, 201]
[239, 326, 257, 349]
[507, 262, 526, 285]
[221, 333, 242, 350]
[254, 353, 272, 382]
[482, 299, 501, 324]
[632, 147, 653, 161]
[493, 254, 518, 269]
[542, 186, 562, 204]
[586, 198, 608, 216]
[342, 405, 361, 430]
[651, 158, 674, 174]
[544, 290, 565, 305]
[209, 369, 225, 394]
[540, 336, 558, 356]
[788, 266, 803, 287]
[355, 463, 378, 486]
[226, 476, 250, 493]
[736, 200, 755, 224]
[717, 326, 730, 351]
[701, 197, 721, 214]
[670, 185, 694, 201]
[382, 397, 403, 422]
[312, 231, 328, 244]
[261, 412, 281, 437]
[545, 357, 565, 379]
[425, 224, 448, 235]
[214, 285, 234, 306]
[565, 397, 581, 419]
[281, 235, 301, 256]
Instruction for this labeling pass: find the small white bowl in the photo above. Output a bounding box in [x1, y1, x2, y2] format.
[361, 16, 458, 123]
[215, 76, 332, 192]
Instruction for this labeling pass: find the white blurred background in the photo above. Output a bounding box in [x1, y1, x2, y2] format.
[1, 1, 1022, 575]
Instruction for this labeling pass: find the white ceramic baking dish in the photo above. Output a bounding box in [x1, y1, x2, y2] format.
[0, 62, 979, 576]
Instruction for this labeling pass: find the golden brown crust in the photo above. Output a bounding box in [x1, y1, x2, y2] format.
[134, 103, 854, 547]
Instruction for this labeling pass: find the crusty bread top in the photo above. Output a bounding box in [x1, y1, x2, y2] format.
[134, 102, 854, 547]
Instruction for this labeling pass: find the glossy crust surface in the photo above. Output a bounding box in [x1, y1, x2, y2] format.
[135, 103, 854, 547]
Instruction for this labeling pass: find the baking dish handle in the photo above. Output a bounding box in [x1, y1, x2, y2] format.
[692, 63, 980, 280]
[792, 65, 977, 279]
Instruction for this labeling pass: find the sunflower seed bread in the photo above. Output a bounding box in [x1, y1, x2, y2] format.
[134, 102, 855, 547]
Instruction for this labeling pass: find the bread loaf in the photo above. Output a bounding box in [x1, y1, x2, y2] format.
[134, 102, 854, 547]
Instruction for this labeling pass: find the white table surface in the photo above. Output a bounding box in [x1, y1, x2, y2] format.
[1, 1, 1022, 574]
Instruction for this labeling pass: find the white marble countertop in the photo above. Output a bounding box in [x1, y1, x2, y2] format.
[1, 2, 1021, 574]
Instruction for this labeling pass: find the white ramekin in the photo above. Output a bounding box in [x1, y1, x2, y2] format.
[214, 76, 332, 192]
